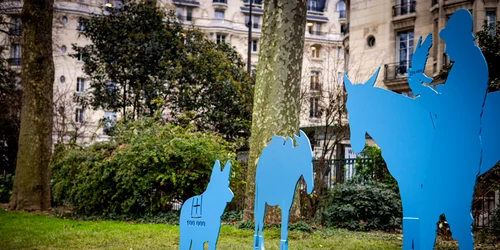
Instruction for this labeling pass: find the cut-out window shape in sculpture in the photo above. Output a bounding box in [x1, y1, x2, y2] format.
[253, 130, 314, 250]
[179, 160, 233, 250]
[345, 8, 500, 250]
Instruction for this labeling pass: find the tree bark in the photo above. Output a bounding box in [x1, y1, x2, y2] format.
[9, 0, 54, 211]
[243, 0, 307, 222]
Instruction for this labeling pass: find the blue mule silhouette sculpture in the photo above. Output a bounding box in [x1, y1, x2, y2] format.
[179, 160, 233, 250]
[344, 68, 434, 250]
[253, 130, 314, 250]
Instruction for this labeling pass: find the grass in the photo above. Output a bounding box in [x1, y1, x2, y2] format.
[0, 208, 498, 250]
[0, 208, 402, 250]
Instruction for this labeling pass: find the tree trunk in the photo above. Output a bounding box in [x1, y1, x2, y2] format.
[243, 0, 307, 222]
[9, 0, 54, 211]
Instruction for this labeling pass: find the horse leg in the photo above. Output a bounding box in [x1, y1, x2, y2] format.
[254, 197, 266, 250]
[190, 240, 203, 250]
[280, 204, 291, 250]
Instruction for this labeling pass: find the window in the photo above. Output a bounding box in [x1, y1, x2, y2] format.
[310, 71, 320, 90]
[486, 11, 496, 36]
[337, 0, 346, 18]
[216, 34, 226, 44]
[338, 47, 343, 59]
[11, 16, 21, 35]
[76, 77, 85, 92]
[367, 36, 376, 47]
[62, 16, 68, 25]
[187, 7, 193, 22]
[11, 43, 21, 59]
[337, 72, 343, 85]
[308, 0, 318, 12]
[310, 97, 320, 118]
[402, 91, 415, 98]
[397, 30, 414, 74]
[252, 39, 258, 52]
[103, 111, 117, 135]
[215, 10, 224, 19]
[61, 45, 67, 53]
[60, 76, 66, 84]
[77, 52, 83, 62]
[311, 45, 321, 58]
[78, 22, 85, 31]
[177, 7, 183, 20]
[340, 23, 348, 35]
[244, 15, 260, 29]
[75, 108, 84, 123]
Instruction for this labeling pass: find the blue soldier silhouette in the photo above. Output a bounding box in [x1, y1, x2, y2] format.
[253, 130, 314, 250]
[179, 160, 233, 250]
[408, 9, 488, 250]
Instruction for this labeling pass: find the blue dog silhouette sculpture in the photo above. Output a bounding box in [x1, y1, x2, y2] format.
[253, 130, 314, 250]
[179, 160, 233, 250]
[345, 9, 500, 250]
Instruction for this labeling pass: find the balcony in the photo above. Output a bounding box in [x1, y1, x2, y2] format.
[212, 0, 227, 9]
[307, 6, 323, 13]
[172, 0, 200, 7]
[243, 0, 263, 6]
[245, 23, 261, 29]
[308, 30, 327, 36]
[8, 58, 21, 66]
[392, 1, 416, 17]
[384, 61, 412, 80]
[177, 15, 194, 22]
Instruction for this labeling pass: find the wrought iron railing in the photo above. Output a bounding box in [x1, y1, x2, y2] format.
[177, 15, 194, 22]
[384, 61, 412, 80]
[392, 1, 416, 17]
[243, 0, 263, 5]
[309, 30, 327, 36]
[213, 0, 227, 3]
[9, 28, 21, 36]
[245, 22, 261, 29]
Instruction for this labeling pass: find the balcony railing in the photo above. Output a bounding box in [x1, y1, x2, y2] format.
[172, 0, 201, 6]
[339, 10, 346, 18]
[8, 58, 21, 66]
[177, 15, 194, 22]
[432, 0, 438, 6]
[384, 61, 412, 80]
[392, 1, 416, 17]
[213, 0, 226, 3]
[308, 30, 327, 36]
[243, 0, 263, 5]
[245, 23, 261, 29]
[307, 6, 323, 12]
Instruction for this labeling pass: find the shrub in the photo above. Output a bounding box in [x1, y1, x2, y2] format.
[319, 182, 402, 232]
[51, 118, 237, 216]
[0, 174, 13, 203]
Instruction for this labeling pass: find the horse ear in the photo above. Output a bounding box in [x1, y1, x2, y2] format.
[344, 72, 353, 91]
[366, 67, 381, 87]
[211, 160, 221, 181]
[222, 160, 231, 179]
[294, 130, 310, 148]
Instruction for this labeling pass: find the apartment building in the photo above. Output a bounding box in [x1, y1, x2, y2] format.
[169, 0, 347, 158]
[1, 0, 348, 156]
[344, 0, 500, 94]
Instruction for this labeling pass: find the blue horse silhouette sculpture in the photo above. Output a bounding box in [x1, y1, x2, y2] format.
[254, 130, 314, 250]
[345, 9, 500, 250]
[179, 160, 233, 250]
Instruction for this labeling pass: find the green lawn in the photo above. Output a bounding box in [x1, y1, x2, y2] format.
[0, 208, 496, 250]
